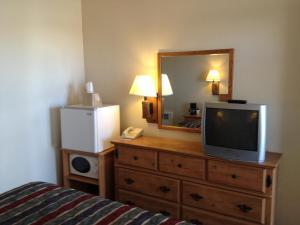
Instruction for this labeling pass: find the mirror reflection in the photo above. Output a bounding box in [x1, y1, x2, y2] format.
[158, 50, 233, 132]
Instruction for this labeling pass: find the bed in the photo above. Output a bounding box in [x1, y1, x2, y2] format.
[178, 119, 201, 129]
[0, 182, 192, 225]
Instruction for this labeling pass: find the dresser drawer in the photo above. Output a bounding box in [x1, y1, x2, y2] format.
[182, 206, 258, 225]
[117, 168, 179, 202]
[118, 189, 179, 218]
[208, 160, 266, 193]
[159, 152, 205, 179]
[182, 181, 266, 223]
[116, 146, 157, 170]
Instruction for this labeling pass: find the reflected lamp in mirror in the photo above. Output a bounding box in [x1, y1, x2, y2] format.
[129, 75, 158, 123]
[161, 74, 173, 96]
[206, 69, 221, 95]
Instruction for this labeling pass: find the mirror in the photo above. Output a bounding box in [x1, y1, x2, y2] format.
[157, 49, 234, 133]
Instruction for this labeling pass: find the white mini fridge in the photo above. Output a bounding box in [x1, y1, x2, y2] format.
[60, 104, 120, 153]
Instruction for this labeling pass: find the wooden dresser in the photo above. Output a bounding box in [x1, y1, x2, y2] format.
[112, 136, 281, 225]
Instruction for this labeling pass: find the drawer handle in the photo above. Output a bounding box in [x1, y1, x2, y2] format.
[237, 204, 252, 213]
[266, 175, 272, 188]
[231, 174, 238, 179]
[133, 156, 139, 160]
[190, 219, 203, 225]
[177, 163, 182, 168]
[159, 210, 170, 217]
[190, 193, 203, 201]
[125, 200, 135, 205]
[124, 178, 135, 185]
[159, 186, 171, 193]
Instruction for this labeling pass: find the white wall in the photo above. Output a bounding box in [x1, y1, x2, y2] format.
[82, 0, 300, 223]
[0, 0, 85, 193]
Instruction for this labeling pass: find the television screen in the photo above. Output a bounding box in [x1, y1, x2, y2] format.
[205, 108, 259, 151]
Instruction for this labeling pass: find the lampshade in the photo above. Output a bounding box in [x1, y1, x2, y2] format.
[129, 75, 157, 97]
[206, 69, 221, 82]
[162, 74, 173, 96]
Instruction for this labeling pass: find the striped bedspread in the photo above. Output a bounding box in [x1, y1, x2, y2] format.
[0, 182, 191, 225]
[178, 120, 201, 129]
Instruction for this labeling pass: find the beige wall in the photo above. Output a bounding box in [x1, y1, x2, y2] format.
[82, 0, 300, 223]
[0, 0, 85, 192]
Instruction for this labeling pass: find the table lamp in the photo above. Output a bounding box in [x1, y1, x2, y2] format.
[129, 75, 157, 122]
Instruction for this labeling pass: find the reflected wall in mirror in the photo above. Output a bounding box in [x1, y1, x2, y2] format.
[158, 49, 234, 133]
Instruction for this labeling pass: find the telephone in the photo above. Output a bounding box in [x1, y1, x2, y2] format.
[121, 127, 144, 139]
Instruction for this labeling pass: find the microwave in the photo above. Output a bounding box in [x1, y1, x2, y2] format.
[69, 154, 98, 179]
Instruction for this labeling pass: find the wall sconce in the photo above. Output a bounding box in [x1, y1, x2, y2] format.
[129, 75, 157, 123]
[206, 69, 221, 95]
[162, 74, 173, 96]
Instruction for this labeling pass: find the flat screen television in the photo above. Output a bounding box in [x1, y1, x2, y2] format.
[202, 102, 267, 162]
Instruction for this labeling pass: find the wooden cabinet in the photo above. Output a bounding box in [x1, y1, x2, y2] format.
[62, 148, 114, 199]
[118, 189, 180, 218]
[207, 160, 266, 193]
[117, 168, 180, 202]
[159, 152, 205, 179]
[112, 136, 281, 225]
[182, 182, 265, 223]
[182, 206, 258, 225]
[117, 146, 157, 170]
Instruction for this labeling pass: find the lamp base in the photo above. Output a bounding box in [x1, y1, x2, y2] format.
[142, 97, 157, 123]
[212, 82, 219, 95]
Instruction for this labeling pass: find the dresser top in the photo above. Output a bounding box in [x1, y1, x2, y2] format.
[112, 136, 282, 168]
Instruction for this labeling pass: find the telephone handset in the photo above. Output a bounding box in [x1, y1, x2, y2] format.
[122, 127, 144, 139]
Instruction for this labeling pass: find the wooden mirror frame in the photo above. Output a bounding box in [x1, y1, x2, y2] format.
[157, 48, 234, 133]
